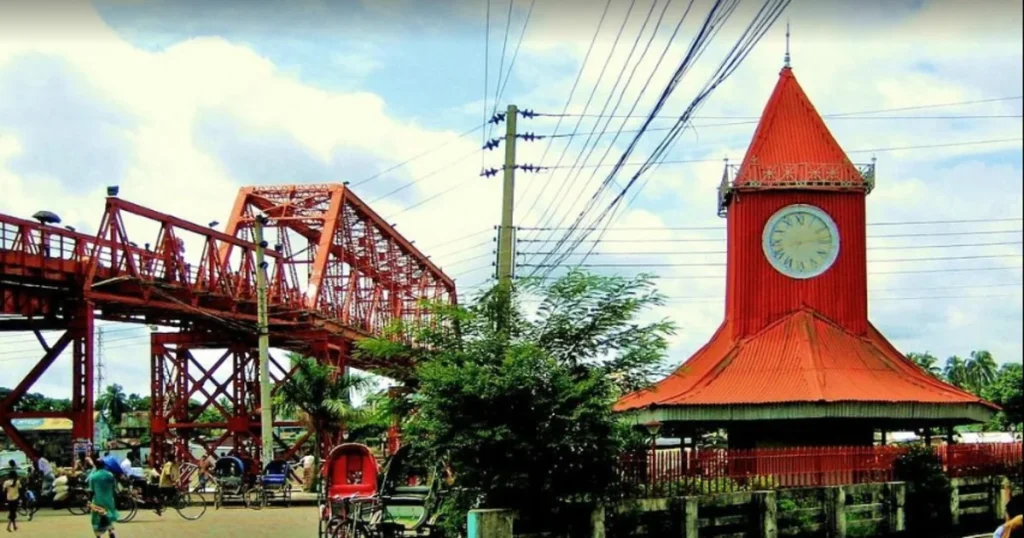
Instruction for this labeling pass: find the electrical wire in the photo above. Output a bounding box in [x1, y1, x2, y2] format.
[534, 95, 1024, 119]
[529, 0, 790, 275]
[521, 253, 1023, 268]
[494, 0, 537, 104]
[526, 0, 685, 250]
[350, 123, 486, 188]
[518, 240, 1024, 257]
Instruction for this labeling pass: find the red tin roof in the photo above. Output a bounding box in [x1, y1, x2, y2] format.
[734, 67, 867, 187]
[615, 309, 994, 411]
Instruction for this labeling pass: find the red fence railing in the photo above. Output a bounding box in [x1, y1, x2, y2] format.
[619, 442, 1023, 497]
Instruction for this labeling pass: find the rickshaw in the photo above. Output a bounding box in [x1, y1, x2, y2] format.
[318, 444, 442, 538]
[318, 443, 386, 538]
[212, 456, 260, 509]
[257, 459, 293, 507]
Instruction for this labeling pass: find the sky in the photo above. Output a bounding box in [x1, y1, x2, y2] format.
[0, 0, 1022, 399]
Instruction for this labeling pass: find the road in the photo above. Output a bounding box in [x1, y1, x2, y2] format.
[19, 504, 321, 537]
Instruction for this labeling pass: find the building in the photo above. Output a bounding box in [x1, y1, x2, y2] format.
[615, 62, 997, 448]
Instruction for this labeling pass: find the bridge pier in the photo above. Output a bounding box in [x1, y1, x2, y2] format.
[0, 303, 94, 462]
[148, 330, 315, 467]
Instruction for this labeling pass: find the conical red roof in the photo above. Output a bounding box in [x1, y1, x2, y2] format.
[615, 309, 994, 414]
[617, 67, 995, 424]
[733, 67, 869, 188]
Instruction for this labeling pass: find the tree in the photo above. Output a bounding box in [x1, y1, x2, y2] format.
[944, 356, 969, 390]
[907, 352, 943, 379]
[356, 271, 675, 530]
[966, 350, 998, 394]
[273, 355, 372, 490]
[982, 362, 1023, 431]
[97, 384, 129, 427]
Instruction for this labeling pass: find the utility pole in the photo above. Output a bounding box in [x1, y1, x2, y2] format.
[497, 103, 518, 287]
[95, 325, 105, 449]
[254, 214, 273, 466]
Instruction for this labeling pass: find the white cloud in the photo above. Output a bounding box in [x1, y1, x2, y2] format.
[0, 0, 1021, 401]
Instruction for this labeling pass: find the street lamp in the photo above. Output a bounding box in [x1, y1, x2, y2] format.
[643, 421, 663, 488]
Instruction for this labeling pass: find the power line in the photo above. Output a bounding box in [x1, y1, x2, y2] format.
[488, 0, 516, 143]
[542, 117, 1023, 139]
[515, 0, 615, 221]
[519, 241, 1024, 257]
[519, 0, 643, 238]
[368, 147, 480, 204]
[519, 217, 1024, 231]
[518, 229, 1023, 243]
[662, 283, 1023, 300]
[482, 0, 492, 171]
[521, 253, 1023, 268]
[526, 0, 687, 253]
[526, 137, 1023, 171]
[532, 0, 798, 276]
[534, 95, 1024, 119]
[421, 228, 493, 250]
[349, 124, 485, 188]
[660, 293, 1023, 304]
[494, 0, 536, 104]
[518, 265, 1024, 280]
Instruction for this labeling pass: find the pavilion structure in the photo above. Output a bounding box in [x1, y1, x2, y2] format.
[615, 63, 997, 449]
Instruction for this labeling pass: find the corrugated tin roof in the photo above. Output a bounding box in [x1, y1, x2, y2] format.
[615, 309, 995, 411]
[734, 67, 866, 186]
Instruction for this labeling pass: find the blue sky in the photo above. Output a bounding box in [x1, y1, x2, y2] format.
[0, 0, 1022, 398]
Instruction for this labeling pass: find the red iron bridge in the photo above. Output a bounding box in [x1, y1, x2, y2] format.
[0, 184, 456, 464]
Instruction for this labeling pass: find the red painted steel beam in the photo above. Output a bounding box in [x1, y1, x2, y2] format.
[104, 197, 286, 260]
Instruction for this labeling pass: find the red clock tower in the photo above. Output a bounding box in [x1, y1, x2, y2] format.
[615, 65, 996, 448]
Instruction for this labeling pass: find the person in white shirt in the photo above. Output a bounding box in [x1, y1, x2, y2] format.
[35, 452, 54, 495]
[120, 454, 134, 478]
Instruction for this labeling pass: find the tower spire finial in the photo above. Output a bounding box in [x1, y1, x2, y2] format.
[784, 19, 791, 68]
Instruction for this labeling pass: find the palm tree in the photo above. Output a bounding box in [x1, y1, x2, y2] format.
[966, 350, 998, 394]
[273, 354, 373, 490]
[944, 356, 969, 389]
[97, 384, 129, 431]
[907, 352, 943, 379]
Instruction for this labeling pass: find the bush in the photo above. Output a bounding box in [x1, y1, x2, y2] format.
[894, 444, 952, 533]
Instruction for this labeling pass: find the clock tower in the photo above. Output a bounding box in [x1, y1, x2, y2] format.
[615, 65, 996, 448]
[718, 66, 876, 339]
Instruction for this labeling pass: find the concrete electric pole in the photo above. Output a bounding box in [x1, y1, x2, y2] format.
[496, 103, 518, 287]
[254, 214, 273, 466]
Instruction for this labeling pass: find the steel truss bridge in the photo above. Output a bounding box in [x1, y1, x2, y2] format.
[0, 184, 456, 465]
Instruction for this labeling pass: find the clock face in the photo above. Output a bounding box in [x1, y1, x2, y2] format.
[762, 204, 840, 279]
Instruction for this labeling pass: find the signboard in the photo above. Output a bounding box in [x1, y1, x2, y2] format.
[72, 438, 93, 458]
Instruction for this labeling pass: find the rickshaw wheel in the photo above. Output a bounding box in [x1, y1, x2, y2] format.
[244, 487, 263, 510]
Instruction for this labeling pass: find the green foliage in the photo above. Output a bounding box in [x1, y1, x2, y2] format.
[778, 497, 819, 535]
[273, 354, 372, 488]
[906, 352, 943, 379]
[126, 393, 151, 412]
[356, 270, 675, 530]
[0, 388, 71, 412]
[97, 384, 129, 427]
[894, 444, 952, 534]
[982, 362, 1023, 430]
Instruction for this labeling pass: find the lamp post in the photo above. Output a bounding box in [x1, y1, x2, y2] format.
[643, 421, 663, 491]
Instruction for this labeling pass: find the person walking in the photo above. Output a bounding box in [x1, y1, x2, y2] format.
[3, 469, 21, 532]
[86, 459, 120, 538]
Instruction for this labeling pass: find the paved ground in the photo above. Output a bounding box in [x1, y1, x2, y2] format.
[17, 504, 321, 537]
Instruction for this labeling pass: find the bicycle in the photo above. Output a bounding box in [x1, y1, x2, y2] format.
[121, 478, 207, 521]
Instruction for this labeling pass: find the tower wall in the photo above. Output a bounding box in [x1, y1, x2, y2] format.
[725, 190, 868, 338]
